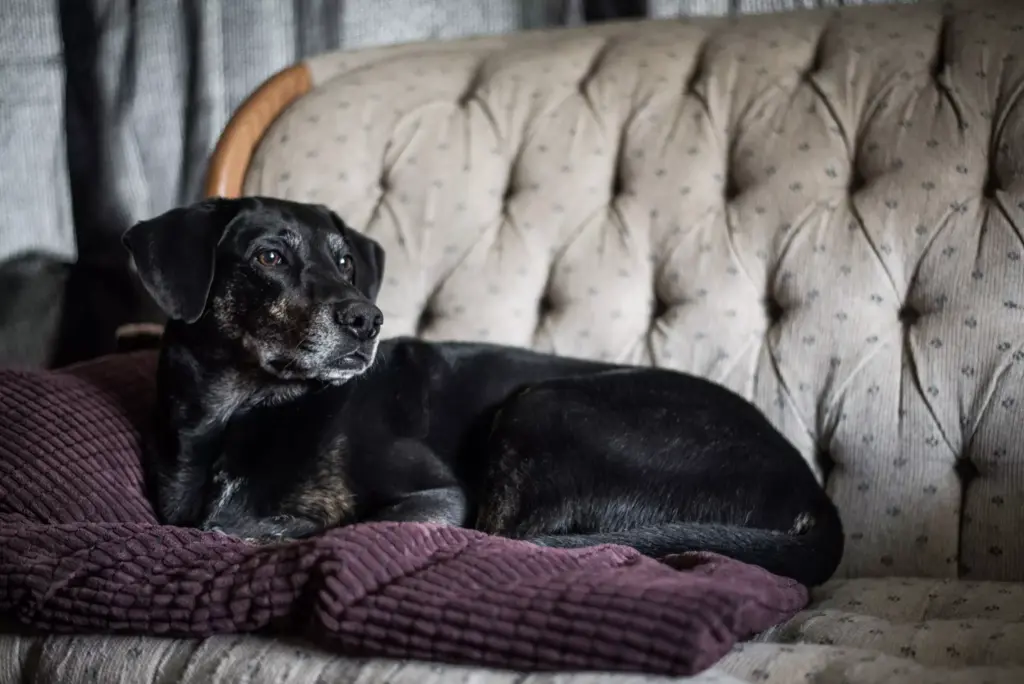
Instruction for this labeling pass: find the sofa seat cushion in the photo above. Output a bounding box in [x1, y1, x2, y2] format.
[716, 577, 1024, 683]
[4, 578, 1023, 683]
[719, 643, 1023, 684]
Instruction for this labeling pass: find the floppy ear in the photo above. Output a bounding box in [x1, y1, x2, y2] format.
[121, 198, 242, 323]
[328, 211, 386, 301]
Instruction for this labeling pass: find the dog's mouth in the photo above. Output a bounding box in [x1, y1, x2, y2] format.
[328, 348, 375, 371]
[262, 343, 377, 383]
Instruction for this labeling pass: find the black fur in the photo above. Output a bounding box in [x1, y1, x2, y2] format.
[123, 196, 845, 587]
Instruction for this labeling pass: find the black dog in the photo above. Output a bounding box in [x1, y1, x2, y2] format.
[122, 196, 844, 586]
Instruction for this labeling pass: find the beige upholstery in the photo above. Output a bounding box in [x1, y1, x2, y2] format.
[4, 2, 1024, 682]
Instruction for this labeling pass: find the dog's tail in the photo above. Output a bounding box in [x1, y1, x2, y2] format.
[527, 508, 844, 587]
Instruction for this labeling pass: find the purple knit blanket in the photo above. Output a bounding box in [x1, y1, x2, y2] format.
[0, 352, 807, 676]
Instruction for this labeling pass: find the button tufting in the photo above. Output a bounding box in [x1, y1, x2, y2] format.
[723, 174, 740, 202]
[898, 304, 922, 326]
[983, 174, 1000, 200]
[765, 296, 784, 325]
[816, 447, 836, 483]
[652, 296, 669, 321]
[611, 174, 625, 197]
[415, 307, 436, 335]
[955, 457, 980, 488]
[243, 3, 1024, 581]
[538, 294, 555, 317]
[848, 169, 866, 194]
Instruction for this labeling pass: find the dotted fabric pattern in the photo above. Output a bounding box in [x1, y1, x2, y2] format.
[0, 352, 807, 677]
[713, 577, 1024, 682]
[6, 578, 1024, 683]
[243, 0, 1024, 582]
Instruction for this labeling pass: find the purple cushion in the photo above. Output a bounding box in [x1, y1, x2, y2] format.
[0, 352, 808, 676]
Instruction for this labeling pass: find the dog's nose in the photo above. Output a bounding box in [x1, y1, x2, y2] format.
[334, 300, 383, 341]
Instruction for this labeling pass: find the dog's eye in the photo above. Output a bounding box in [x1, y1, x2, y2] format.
[255, 249, 285, 267]
[338, 254, 353, 273]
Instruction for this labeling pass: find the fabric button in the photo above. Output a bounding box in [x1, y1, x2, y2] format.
[817, 447, 837, 482]
[898, 304, 921, 326]
[416, 308, 436, 334]
[765, 297, 785, 325]
[538, 294, 555, 317]
[955, 458, 980, 488]
[848, 170, 866, 194]
[724, 175, 740, 201]
[652, 296, 670, 321]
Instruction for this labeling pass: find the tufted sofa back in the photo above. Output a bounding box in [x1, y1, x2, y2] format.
[219, 0, 1024, 581]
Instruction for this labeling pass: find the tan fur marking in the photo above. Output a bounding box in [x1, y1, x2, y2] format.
[267, 296, 290, 321]
[790, 512, 815, 535]
[288, 481, 355, 528]
[474, 441, 527, 535]
[283, 434, 355, 528]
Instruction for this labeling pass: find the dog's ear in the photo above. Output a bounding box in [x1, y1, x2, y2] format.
[121, 198, 242, 323]
[327, 210, 386, 301]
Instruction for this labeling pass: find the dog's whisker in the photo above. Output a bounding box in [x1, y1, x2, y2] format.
[279, 335, 312, 373]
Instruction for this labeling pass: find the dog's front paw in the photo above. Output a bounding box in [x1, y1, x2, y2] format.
[526, 535, 556, 548]
[789, 512, 816, 535]
[203, 514, 321, 545]
[242, 534, 288, 546]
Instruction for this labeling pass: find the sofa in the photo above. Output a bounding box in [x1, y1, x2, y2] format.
[0, 1, 917, 370]
[4, 0, 1024, 681]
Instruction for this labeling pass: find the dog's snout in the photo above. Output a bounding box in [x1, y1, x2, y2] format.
[334, 300, 383, 341]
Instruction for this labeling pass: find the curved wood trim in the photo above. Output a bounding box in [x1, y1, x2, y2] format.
[203, 63, 313, 199]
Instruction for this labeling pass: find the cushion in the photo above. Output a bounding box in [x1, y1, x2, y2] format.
[715, 577, 1024, 683]
[0, 351, 807, 677]
[6, 578, 1024, 683]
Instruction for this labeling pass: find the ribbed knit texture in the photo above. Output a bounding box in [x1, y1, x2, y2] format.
[0, 351, 807, 676]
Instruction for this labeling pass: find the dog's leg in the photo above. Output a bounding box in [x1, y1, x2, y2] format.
[363, 486, 467, 526]
[150, 440, 216, 526]
[474, 371, 845, 587]
[359, 439, 469, 526]
[205, 514, 323, 545]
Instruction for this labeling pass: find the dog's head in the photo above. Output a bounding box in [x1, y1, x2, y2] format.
[122, 197, 386, 383]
